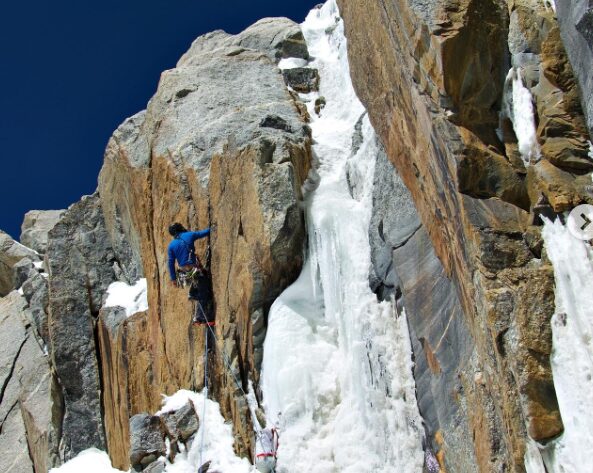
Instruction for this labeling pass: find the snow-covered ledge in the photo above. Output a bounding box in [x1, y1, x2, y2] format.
[104, 278, 148, 317]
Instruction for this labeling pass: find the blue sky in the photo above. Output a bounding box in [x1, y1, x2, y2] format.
[0, 0, 316, 239]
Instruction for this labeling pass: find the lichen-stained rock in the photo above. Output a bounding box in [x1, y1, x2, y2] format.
[556, 0, 593, 139]
[337, 0, 588, 470]
[0, 229, 39, 296]
[97, 16, 311, 463]
[46, 193, 118, 460]
[20, 210, 65, 254]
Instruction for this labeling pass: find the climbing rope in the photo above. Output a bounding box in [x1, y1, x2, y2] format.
[206, 323, 248, 399]
[198, 326, 208, 470]
[203, 323, 275, 462]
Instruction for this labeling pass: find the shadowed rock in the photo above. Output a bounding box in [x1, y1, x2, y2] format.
[129, 414, 166, 470]
[282, 67, 320, 93]
[557, 0, 593, 139]
[161, 402, 199, 442]
[46, 194, 117, 460]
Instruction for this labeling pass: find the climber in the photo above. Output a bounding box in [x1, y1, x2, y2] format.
[167, 222, 214, 325]
[255, 427, 279, 473]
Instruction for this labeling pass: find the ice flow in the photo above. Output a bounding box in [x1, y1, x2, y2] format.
[262, 1, 425, 472]
[538, 220, 593, 473]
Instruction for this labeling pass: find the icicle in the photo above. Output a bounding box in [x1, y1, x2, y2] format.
[509, 68, 541, 166]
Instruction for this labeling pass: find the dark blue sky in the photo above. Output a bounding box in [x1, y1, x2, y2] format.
[0, 1, 316, 240]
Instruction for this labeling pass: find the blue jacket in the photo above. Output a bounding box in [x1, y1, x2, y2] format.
[168, 229, 210, 280]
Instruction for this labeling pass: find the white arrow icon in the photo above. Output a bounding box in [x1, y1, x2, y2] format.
[568, 204, 593, 240]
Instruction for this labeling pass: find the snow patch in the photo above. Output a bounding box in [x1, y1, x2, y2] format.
[540, 219, 593, 473]
[156, 389, 254, 473]
[262, 1, 424, 472]
[278, 57, 308, 69]
[509, 68, 541, 166]
[104, 278, 148, 317]
[49, 448, 125, 473]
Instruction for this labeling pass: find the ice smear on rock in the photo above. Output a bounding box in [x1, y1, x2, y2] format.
[104, 278, 148, 317]
[262, 1, 425, 472]
[538, 219, 593, 473]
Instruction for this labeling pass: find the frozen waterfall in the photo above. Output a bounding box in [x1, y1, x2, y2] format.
[537, 219, 593, 473]
[509, 68, 541, 166]
[261, 1, 425, 472]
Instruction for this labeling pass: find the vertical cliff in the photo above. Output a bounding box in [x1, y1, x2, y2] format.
[337, 0, 592, 471]
[95, 17, 312, 469]
[1, 15, 313, 473]
[556, 0, 593, 139]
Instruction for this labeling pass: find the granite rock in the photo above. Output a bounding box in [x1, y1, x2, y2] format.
[337, 0, 583, 469]
[97, 16, 311, 463]
[556, 0, 593, 139]
[20, 210, 65, 254]
[129, 414, 166, 469]
[0, 229, 39, 296]
[0, 291, 59, 473]
[46, 194, 117, 460]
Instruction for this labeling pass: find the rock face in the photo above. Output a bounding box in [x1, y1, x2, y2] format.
[20, 210, 65, 254]
[0, 291, 59, 473]
[0, 230, 39, 296]
[556, 0, 593, 139]
[97, 306, 153, 469]
[0, 16, 310, 473]
[46, 193, 117, 459]
[338, 0, 592, 470]
[128, 402, 199, 472]
[129, 414, 166, 469]
[96, 16, 311, 469]
[369, 145, 477, 470]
